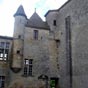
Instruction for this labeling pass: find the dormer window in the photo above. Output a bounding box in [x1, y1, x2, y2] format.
[53, 20, 56, 26]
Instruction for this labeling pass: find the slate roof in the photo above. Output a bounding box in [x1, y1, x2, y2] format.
[14, 5, 27, 18]
[0, 36, 13, 40]
[26, 12, 49, 30]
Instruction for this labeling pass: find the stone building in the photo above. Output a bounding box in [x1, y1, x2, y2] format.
[0, 0, 88, 88]
[45, 0, 88, 88]
[0, 4, 59, 88]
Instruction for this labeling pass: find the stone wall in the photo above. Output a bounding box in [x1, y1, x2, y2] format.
[9, 26, 51, 88]
[24, 27, 50, 76]
[46, 0, 88, 88]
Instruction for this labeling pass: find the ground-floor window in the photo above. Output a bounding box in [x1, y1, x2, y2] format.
[0, 76, 5, 88]
[23, 59, 33, 76]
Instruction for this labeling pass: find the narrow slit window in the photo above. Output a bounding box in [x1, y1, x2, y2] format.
[34, 30, 38, 40]
[53, 20, 56, 26]
[55, 40, 60, 48]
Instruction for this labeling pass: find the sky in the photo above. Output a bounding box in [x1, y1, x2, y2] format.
[0, 0, 67, 37]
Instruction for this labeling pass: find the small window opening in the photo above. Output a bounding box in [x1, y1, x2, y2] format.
[53, 20, 56, 26]
[56, 40, 60, 48]
[17, 50, 20, 54]
[41, 36, 43, 40]
[18, 35, 21, 39]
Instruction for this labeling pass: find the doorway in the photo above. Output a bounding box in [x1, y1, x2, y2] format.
[50, 77, 59, 88]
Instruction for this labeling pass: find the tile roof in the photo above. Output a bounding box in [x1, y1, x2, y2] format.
[0, 36, 13, 40]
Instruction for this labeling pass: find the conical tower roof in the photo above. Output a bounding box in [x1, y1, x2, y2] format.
[14, 5, 27, 18]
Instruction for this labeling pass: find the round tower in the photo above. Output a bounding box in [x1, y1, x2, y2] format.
[11, 5, 27, 73]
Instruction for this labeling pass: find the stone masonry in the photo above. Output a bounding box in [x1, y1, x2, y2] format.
[0, 0, 88, 88]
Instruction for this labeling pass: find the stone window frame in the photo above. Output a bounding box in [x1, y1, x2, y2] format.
[23, 59, 33, 76]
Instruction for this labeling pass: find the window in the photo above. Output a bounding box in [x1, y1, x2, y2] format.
[4, 49, 8, 61]
[0, 54, 3, 60]
[34, 30, 38, 40]
[55, 40, 60, 48]
[29, 59, 33, 64]
[23, 59, 33, 76]
[53, 20, 56, 26]
[0, 76, 5, 88]
[0, 42, 10, 49]
[24, 59, 29, 65]
[29, 65, 32, 76]
[0, 49, 4, 60]
[24, 66, 27, 76]
[0, 42, 5, 48]
[16, 50, 20, 54]
[18, 35, 21, 39]
[0, 49, 9, 61]
[0, 42, 9, 61]
[6, 42, 10, 48]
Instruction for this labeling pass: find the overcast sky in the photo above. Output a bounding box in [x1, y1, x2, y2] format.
[0, 0, 67, 36]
